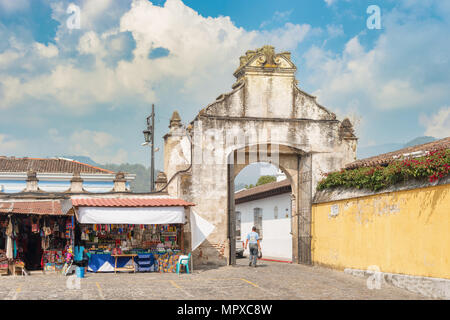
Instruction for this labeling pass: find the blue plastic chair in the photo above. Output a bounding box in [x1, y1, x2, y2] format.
[176, 253, 191, 274]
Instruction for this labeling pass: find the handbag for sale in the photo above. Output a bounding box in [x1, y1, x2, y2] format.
[32, 223, 39, 233]
[43, 227, 52, 237]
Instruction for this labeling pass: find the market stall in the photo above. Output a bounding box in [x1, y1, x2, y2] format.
[71, 197, 194, 273]
[0, 200, 74, 274]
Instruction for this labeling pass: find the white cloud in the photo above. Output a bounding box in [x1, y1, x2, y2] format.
[303, 12, 450, 113]
[0, 50, 22, 68]
[0, 134, 26, 155]
[420, 107, 450, 138]
[71, 130, 115, 149]
[0, 0, 29, 13]
[1, 0, 311, 114]
[80, 0, 114, 30]
[260, 10, 293, 28]
[300, 4, 450, 146]
[34, 42, 59, 58]
[78, 31, 104, 56]
[117, 0, 309, 101]
[47, 129, 128, 164]
[326, 24, 344, 38]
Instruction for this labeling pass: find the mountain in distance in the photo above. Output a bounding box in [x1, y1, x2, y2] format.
[60, 155, 153, 193]
[59, 155, 100, 166]
[357, 143, 404, 159]
[357, 136, 437, 159]
[403, 136, 437, 148]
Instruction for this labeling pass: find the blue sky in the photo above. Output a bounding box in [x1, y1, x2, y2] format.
[0, 0, 449, 170]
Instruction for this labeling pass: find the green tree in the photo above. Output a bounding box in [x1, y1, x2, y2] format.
[256, 175, 276, 186]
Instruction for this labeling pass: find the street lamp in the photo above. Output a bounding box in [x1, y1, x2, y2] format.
[143, 129, 151, 144]
[142, 104, 155, 192]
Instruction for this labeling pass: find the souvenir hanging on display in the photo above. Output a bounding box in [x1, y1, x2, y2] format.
[66, 219, 73, 231]
[43, 219, 52, 237]
[31, 220, 39, 233]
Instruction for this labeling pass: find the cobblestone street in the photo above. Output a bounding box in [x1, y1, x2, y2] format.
[0, 259, 428, 300]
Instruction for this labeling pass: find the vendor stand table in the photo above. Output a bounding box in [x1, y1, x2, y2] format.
[112, 254, 137, 273]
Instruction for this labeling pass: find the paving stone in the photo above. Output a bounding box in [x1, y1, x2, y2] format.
[0, 259, 429, 300]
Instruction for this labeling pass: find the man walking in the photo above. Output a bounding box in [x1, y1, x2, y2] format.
[244, 226, 261, 267]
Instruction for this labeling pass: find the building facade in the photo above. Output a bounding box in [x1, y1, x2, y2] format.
[0, 157, 135, 194]
[235, 179, 292, 260]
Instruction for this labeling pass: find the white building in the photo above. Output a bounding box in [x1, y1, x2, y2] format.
[235, 178, 292, 261]
[0, 157, 135, 193]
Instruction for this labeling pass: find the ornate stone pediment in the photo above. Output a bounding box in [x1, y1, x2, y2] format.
[233, 45, 296, 79]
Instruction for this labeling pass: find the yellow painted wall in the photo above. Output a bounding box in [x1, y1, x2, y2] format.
[312, 184, 450, 279]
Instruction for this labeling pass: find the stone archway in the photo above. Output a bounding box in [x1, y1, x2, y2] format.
[227, 144, 310, 265]
[163, 46, 357, 267]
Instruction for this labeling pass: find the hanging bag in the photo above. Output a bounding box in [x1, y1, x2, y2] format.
[43, 220, 52, 237]
[44, 227, 52, 237]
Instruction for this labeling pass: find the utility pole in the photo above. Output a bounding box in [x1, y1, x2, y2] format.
[150, 104, 155, 192]
[143, 104, 155, 192]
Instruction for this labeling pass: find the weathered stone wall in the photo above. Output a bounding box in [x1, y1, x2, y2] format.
[312, 179, 450, 282]
[163, 46, 357, 266]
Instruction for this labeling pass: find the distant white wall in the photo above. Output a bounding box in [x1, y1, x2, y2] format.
[236, 192, 292, 260]
[0, 173, 133, 193]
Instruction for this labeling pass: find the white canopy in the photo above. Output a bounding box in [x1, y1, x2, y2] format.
[76, 206, 186, 224]
[190, 209, 215, 251]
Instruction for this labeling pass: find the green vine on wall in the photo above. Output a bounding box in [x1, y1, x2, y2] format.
[317, 149, 450, 192]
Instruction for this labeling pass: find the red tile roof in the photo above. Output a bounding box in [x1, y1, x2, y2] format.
[346, 137, 450, 169]
[0, 200, 68, 215]
[235, 179, 291, 204]
[0, 157, 114, 174]
[72, 198, 195, 207]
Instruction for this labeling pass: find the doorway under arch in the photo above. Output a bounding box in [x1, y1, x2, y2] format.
[226, 143, 312, 266]
[234, 162, 293, 262]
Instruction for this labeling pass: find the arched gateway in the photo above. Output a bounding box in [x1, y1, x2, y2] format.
[163, 46, 357, 266]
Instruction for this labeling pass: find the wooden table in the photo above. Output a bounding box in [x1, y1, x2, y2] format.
[111, 254, 137, 274]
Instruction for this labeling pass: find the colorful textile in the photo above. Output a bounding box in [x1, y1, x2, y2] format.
[6, 236, 13, 259]
[74, 246, 85, 262]
[157, 253, 180, 273]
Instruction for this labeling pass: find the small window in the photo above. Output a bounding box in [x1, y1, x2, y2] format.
[274, 206, 278, 219]
[253, 208, 263, 238]
[235, 211, 241, 240]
